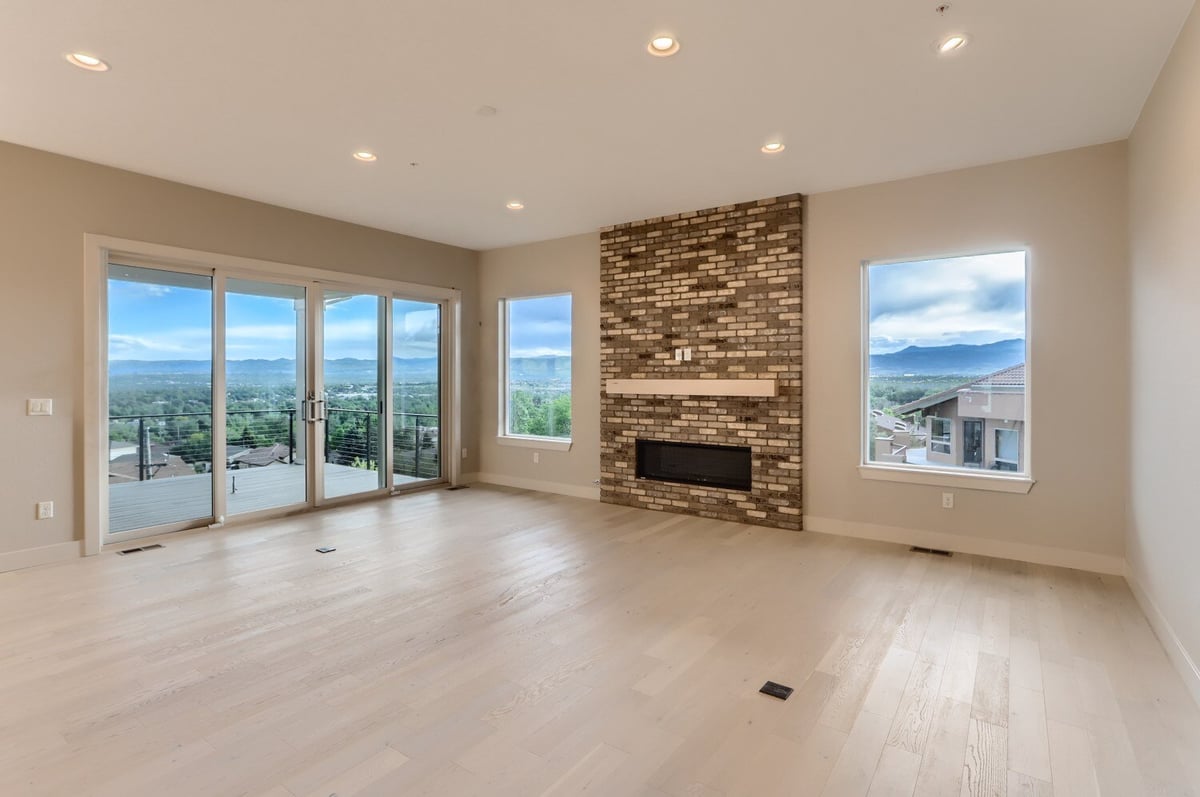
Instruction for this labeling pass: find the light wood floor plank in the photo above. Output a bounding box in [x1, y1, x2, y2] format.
[962, 719, 1008, 797]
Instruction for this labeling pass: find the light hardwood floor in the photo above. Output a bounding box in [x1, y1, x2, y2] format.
[1, 486, 1198, 796]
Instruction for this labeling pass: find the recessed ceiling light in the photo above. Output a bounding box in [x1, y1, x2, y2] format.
[761, 141, 786, 154]
[937, 34, 969, 54]
[65, 52, 109, 72]
[352, 151, 377, 162]
[506, 201, 525, 211]
[647, 35, 680, 57]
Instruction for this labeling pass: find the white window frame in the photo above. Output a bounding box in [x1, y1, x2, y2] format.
[497, 293, 572, 452]
[858, 249, 1034, 494]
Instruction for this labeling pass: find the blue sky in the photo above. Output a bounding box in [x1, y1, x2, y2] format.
[108, 276, 440, 361]
[508, 294, 572, 358]
[869, 251, 1026, 354]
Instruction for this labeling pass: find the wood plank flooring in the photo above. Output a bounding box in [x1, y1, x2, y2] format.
[1, 486, 1197, 796]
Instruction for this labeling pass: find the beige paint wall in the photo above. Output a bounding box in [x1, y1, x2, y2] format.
[0, 141, 479, 559]
[477, 233, 601, 496]
[1128, 6, 1200, 690]
[806, 142, 1130, 561]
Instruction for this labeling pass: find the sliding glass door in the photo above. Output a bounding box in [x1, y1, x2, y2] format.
[392, 299, 443, 487]
[107, 264, 214, 535]
[225, 279, 309, 515]
[320, 291, 387, 501]
[103, 261, 450, 541]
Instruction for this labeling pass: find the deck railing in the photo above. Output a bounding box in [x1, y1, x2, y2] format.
[111, 408, 439, 482]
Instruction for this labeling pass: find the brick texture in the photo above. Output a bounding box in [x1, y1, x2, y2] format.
[600, 194, 803, 530]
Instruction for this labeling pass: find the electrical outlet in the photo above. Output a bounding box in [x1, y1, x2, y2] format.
[533, 452, 540, 464]
[36, 501, 54, 520]
[461, 447, 468, 460]
[942, 492, 954, 509]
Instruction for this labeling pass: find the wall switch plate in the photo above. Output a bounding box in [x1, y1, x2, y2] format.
[461, 447, 468, 460]
[36, 501, 54, 520]
[27, 398, 53, 416]
[683, 347, 693, 361]
[533, 452, 540, 464]
[942, 492, 954, 509]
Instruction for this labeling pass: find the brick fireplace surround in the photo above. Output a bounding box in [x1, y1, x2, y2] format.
[599, 194, 803, 530]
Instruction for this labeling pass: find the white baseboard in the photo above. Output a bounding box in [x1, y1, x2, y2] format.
[0, 540, 84, 574]
[1124, 563, 1200, 709]
[804, 515, 1125, 576]
[467, 472, 601, 501]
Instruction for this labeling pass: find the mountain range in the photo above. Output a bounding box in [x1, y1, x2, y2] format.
[869, 339, 1024, 376]
[109, 355, 572, 384]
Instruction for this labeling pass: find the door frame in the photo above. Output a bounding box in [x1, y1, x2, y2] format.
[84, 234, 462, 555]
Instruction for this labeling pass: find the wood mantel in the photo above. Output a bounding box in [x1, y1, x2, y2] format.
[604, 378, 778, 398]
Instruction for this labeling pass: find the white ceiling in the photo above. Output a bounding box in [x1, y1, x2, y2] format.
[0, 0, 1192, 250]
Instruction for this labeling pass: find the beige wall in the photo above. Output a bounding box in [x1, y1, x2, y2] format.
[806, 143, 1130, 562]
[1129, 6, 1200, 694]
[476, 233, 601, 496]
[0, 141, 479, 561]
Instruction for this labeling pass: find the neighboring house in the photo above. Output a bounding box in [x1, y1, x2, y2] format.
[109, 441, 294, 482]
[890, 363, 1025, 471]
[229, 443, 293, 469]
[108, 442, 197, 482]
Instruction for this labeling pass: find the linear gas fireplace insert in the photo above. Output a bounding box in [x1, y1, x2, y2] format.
[635, 439, 752, 491]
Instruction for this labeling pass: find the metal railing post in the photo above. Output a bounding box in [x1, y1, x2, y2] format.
[138, 416, 148, 481]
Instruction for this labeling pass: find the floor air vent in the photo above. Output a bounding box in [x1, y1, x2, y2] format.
[116, 544, 163, 556]
[910, 546, 953, 557]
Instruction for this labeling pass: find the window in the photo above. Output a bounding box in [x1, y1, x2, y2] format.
[864, 251, 1028, 481]
[930, 418, 952, 455]
[501, 294, 572, 444]
[995, 428, 1020, 471]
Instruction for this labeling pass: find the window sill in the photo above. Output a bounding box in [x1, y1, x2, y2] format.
[858, 464, 1034, 494]
[497, 435, 572, 452]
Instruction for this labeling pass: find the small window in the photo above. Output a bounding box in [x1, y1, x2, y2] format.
[995, 428, 1020, 471]
[500, 294, 572, 442]
[864, 251, 1028, 477]
[930, 418, 952, 455]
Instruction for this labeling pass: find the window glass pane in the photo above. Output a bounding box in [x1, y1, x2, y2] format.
[322, 292, 386, 499]
[225, 279, 307, 514]
[393, 299, 442, 485]
[866, 252, 1027, 474]
[505, 294, 572, 439]
[107, 264, 213, 532]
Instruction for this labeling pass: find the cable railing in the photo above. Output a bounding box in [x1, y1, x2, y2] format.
[393, 411, 440, 480]
[109, 409, 297, 482]
[323, 408, 441, 481]
[109, 408, 440, 483]
[323, 407, 380, 471]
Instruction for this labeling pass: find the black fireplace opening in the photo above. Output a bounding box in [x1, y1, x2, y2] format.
[636, 439, 752, 492]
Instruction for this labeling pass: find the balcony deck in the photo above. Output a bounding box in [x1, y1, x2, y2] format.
[109, 463, 429, 533]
